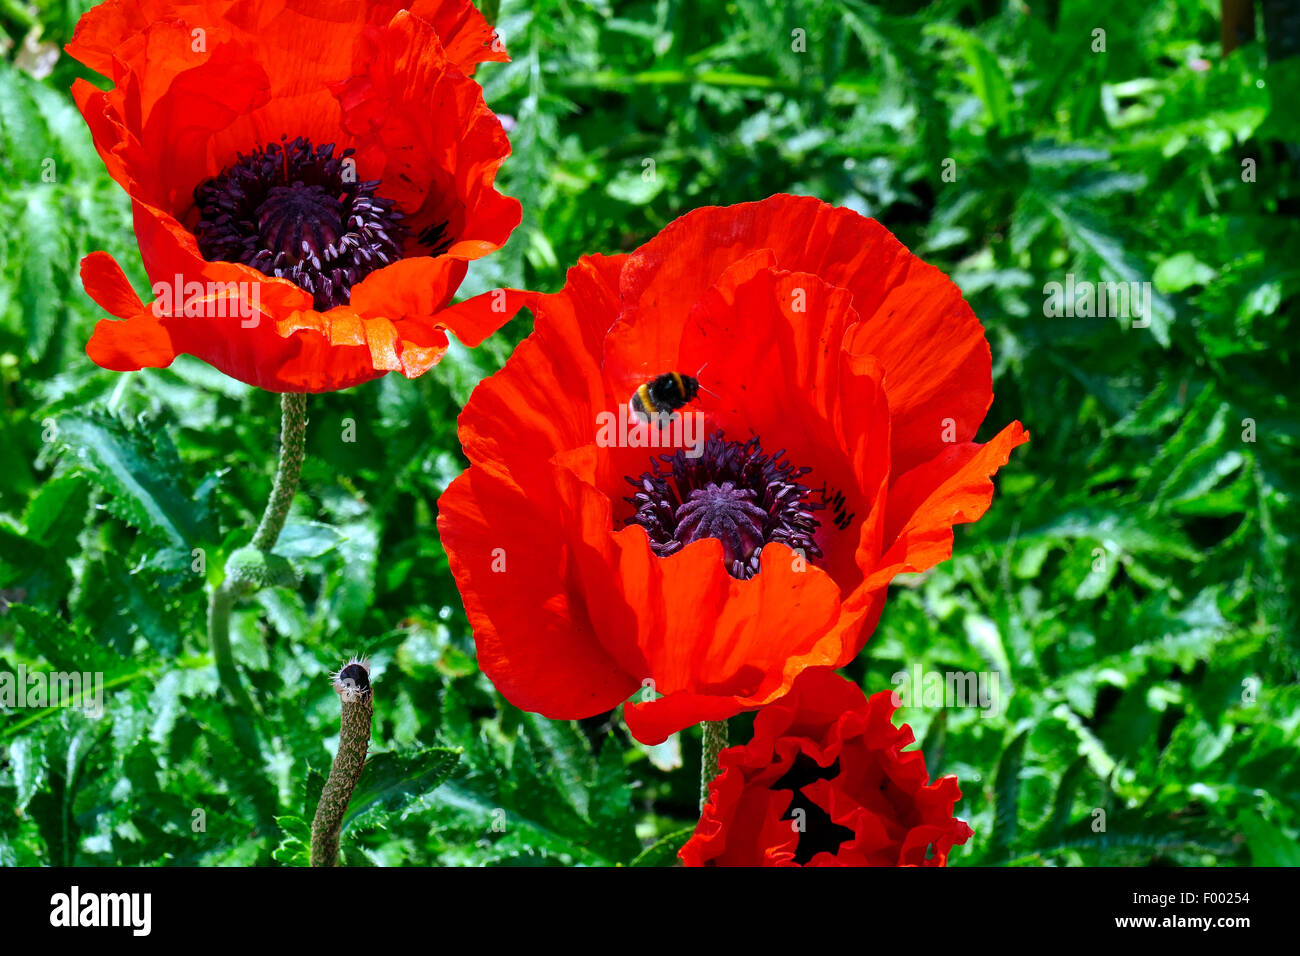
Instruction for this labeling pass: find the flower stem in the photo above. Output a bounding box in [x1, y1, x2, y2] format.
[700, 719, 729, 810]
[207, 392, 308, 705]
[311, 664, 373, 866]
[252, 392, 308, 551]
[207, 582, 251, 712]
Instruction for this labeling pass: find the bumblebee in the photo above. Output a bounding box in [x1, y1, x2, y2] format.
[629, 372, 700, 425]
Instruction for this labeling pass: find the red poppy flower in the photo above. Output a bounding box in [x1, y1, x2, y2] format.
[680, 669, 973, 866]
[437, 194, 1027, 743]
[69, 0, 521, 392]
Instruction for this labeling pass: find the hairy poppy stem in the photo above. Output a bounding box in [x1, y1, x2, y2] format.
[251, 392, 308, 550]
[311, 661, 373, 866]
[207, 392, 308, 706]
[700, 719, 729, 810]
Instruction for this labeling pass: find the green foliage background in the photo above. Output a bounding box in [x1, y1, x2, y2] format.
[1, 0, 1297, 866]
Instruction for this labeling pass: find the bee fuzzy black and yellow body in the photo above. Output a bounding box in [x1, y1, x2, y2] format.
[629, 372, 700, 425]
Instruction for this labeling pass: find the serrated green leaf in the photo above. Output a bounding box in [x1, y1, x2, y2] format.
[17, 191, 63, 361]
[57, 412, 203, 548]
[990, 729, 1028, 855]
[588, 734, 639, 861]
[0, 66, 47, 175]
[1045, 757, 1089, 842]
[7, 734, 48, 812]
[7, 603, 124, 675]
[342, 747, 462, 832]
[519, 712, 596, 818]
[925, 24, 1011, 130]
[21, 470, 89, 540]
[273, 815, 311, 867]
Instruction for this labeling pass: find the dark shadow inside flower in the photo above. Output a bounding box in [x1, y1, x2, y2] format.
[771, 753, 856, 864]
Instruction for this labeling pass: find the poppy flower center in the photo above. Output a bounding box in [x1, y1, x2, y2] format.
[623, 431, 823, 580]
[194, 136, 407, 310]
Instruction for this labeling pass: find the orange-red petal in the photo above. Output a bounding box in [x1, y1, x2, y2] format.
[437, 467, 640, 718]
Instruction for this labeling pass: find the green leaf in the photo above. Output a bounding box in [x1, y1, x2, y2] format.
[273, 815, 311, 867]
[17, 191, 63, 362]
[272, 520, 347, 560]
[1016, 508, 1199, 562]
[1038, 194, 1175, 346]
[990, 729, 1029, 856]
[1240, 813, 1300, 867]
[56, 412, 205, 548]
[925, 24, 1012, 130]
[7, 735, 48, 813]
[1045, 757, 1090, 842]
[342, 747, 462, 832]
[1153, 252, 1217, 294]
[588, 734, 640, 862]
[0, 66, 47, 175]
[606, 166, 666, 204]
[519, 713, 597, 818]
[630, 826, 694, 867]
[21, 471, 89, 541]
[7, 603, 125, 675]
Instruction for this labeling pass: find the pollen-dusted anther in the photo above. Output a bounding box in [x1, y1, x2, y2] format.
[193, 136, 419, 311]
[624, 431, 824, 580]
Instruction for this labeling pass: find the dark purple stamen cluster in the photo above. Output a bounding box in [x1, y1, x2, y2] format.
[193, 136, 408, 310]
[624, 431, 824, 580]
